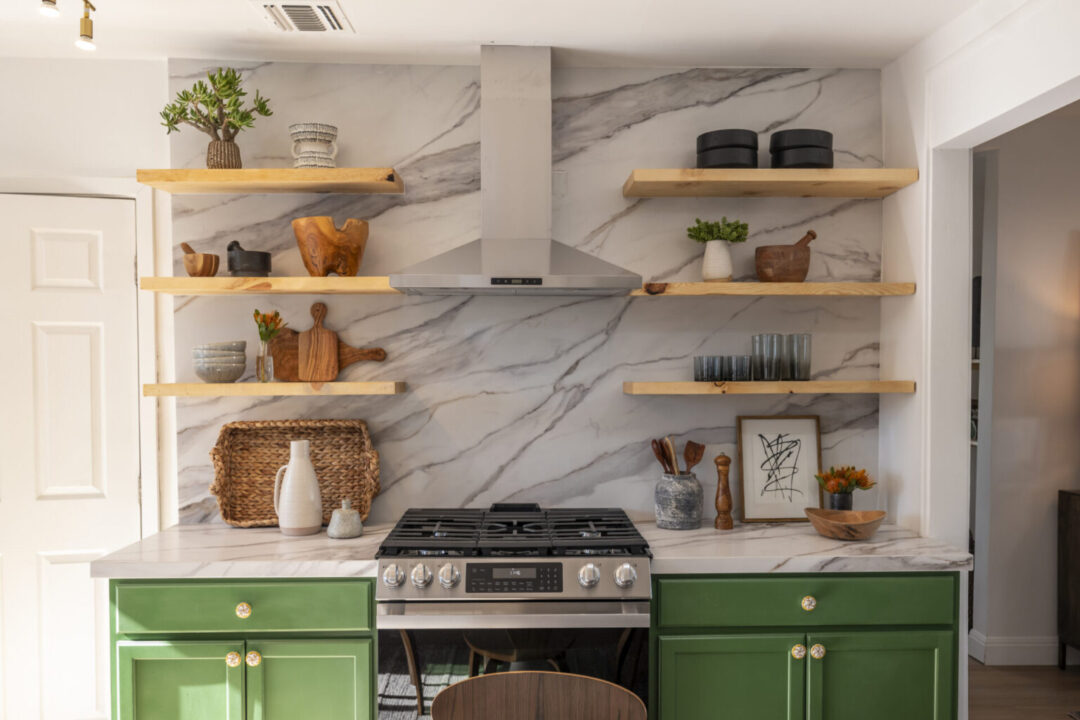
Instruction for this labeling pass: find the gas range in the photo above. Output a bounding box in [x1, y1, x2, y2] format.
[375, 504, 652, 628]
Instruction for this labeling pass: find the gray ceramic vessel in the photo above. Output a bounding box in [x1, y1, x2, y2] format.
[654, 472, 704, 530]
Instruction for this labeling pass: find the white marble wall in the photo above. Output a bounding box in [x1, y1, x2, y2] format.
[169, 60, 884, 524]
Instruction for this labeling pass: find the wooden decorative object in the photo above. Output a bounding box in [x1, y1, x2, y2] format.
[269, 328, 386, 383]
[755, 230, 816, 282]
[209, 419, 380, 527]
[180, 242, 219, 277]
[430, 671, 646, 720]
[804, 508, 887, 541]
[298, 302, 339, 386]
[292, 216, 369, 277]
[714, 454, 734, 530]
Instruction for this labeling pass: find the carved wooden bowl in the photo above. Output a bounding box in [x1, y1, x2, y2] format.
[804, 508, 886, 541]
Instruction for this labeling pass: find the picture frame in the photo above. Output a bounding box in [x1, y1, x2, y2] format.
[736, 415, 823, 523]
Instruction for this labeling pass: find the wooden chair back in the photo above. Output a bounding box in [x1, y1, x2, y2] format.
[431, 670, 647, 720]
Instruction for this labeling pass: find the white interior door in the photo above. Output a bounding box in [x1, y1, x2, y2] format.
[0, 194, 142, 719]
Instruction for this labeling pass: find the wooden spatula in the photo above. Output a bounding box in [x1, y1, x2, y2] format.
[664, 436, 681, 474]
[298, 302, 339, 387]
[684, 441, 706, 473]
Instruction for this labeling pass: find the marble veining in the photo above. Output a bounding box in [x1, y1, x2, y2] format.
[169, 60, 886, 525]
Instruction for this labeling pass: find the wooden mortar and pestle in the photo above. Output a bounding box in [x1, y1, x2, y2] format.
[180, 242, 220, 277]
[755, 230, 816, 282]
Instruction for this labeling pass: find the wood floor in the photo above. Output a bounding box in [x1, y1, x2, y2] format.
[970, 658, 1080, 719]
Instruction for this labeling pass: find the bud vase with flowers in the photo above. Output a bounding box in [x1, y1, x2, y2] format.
[815, 466, 875, 510]
[253, 309, 286, 382]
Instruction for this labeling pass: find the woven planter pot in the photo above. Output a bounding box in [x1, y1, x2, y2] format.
[206, 140, 242, 169]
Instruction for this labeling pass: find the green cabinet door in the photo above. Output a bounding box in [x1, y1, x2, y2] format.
[806, 631, 954, 720]
[245, 639, 374, 720]
[658, 634, 806, 720]
[116, 640, 244, 720]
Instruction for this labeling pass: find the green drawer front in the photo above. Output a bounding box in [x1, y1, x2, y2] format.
[656, 575, 955, 629]
[114, 579, 373, 635]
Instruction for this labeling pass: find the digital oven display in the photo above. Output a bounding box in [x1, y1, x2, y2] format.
[466, 563, 562, 593]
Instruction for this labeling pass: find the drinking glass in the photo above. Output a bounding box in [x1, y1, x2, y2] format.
[734, 355, 752, 381]
[789, 333, 812, 380]
[780, 335, 794, 380]
[693, 356, 708, 381]
[719, 356, 735, 382]
[751, 335, 766, 380]
[762, 333, 783, 381]
[707, 356, 722, 381]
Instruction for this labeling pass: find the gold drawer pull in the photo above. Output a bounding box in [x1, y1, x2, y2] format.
[810, 643, 826, 660]
[791, 644, 807, 660]
[235, 602, 252, 619]
[245, 651, 262, 667]
[225, 651, 241, 668]
[801, 595, 817, 612]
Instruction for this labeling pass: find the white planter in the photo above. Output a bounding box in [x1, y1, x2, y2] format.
[701, 241, 733, 282]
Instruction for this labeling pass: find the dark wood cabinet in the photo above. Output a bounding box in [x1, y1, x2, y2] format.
[1059, 490, 1080, 668]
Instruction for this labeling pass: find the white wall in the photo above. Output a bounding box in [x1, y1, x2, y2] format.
[973, 108, 1080, 665]
[0, 57, 168, 177]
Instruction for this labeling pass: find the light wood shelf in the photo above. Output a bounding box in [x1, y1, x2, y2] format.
[623, 380, 916, 396]
[632, 281, 915, 297]
[622, 168, 918, 198]
[136, 168, 404, 194]
[140, 276, 400, 295]
[144, 381, 407, 397]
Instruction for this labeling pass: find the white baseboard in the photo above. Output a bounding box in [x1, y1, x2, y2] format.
[968, 629, 987, 663]
[969, 632, 1065, 666]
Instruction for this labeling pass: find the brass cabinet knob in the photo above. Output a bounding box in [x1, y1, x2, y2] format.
[225, 651, 242, 668]
[245, 651, 262, 667]
[801, 595, 817, 612]
[791, 644, 807, 660]
[235, 602, 252, 619]
[810, 643, 826, 660]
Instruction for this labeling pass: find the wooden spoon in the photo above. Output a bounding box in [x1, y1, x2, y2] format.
[651, 439, 673, 474]
[664, 436, 680, 474]
[684, 441, 706, 473]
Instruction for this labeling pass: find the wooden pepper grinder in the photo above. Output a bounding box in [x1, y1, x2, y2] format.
[714, 453, 734, 530]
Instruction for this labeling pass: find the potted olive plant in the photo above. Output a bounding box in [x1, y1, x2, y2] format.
[816, 466, 876, 510]
[160, 67, 272, 169]
[687, 217, 749, 282]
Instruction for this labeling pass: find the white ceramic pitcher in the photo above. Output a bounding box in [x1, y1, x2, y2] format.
[274, 440, 323, 535]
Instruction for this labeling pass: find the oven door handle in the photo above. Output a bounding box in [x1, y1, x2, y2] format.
[375, 600, 651, 629]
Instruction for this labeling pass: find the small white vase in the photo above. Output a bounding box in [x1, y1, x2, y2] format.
[701, 241, 733, 282]
[274, 440, 323, 536]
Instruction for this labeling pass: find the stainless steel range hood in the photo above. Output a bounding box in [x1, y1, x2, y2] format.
[389, 46, 642, 296]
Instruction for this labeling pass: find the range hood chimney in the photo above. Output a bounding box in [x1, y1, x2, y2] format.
[390, 45, 642, 296]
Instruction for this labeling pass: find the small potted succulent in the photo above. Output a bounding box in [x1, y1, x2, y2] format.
[687, 217, 749, 282]
[253, 310, 286, 382]
[815, 466, 875, 510]
[160, 67, 272, 169]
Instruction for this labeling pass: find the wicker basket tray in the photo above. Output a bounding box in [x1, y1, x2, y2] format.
[210, 419, 380, 528]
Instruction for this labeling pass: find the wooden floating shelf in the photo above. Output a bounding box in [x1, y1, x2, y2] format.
[144, 382, 407, 398]
[622, 168, 918, 198]
[622, 380, 916, 396]
[632, 281, 915, 297]
[140, 276, 400, 295]
[136, 168, 404, 195]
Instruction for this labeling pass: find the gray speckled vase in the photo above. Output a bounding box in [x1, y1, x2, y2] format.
[655, 473, 704, 530]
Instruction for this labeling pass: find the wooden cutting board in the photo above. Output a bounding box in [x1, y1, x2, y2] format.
[298, 302, 339, 385]
[269, 330, 386, 382]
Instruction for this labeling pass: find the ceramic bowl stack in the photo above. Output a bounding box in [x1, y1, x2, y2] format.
[193, 341, 247, 383]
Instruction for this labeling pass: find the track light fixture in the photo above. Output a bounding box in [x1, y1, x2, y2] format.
[75, 0, 95, 51]
[39, 0, 59, 18]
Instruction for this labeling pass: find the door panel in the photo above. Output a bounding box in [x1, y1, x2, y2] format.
[806, 631, 954, 720]
[246, 639, 373, 720]
[657, 634, 805, 720]
[116, 641, 244, 720]
[0, 194, 141, 719]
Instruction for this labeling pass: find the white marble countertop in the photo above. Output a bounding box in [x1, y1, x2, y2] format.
[90, 521, 970, 579]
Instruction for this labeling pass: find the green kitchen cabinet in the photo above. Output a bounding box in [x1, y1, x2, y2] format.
[658, 634, 806, 720]
[246, 639, 373, 720]
[806, 630, 954, 720]
[116, 640, 245, 720]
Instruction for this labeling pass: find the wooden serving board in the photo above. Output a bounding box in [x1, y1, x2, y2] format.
[298, 302, 339, 385]
[270, 329, 386, 383]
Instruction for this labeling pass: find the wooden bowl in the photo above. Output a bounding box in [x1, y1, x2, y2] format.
[804, 508, 886, 541]
[183, 252, 219, 277]
[292, 216, 369, 277]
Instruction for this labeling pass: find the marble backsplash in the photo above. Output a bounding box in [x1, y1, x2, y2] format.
[168, 60, 884, 524]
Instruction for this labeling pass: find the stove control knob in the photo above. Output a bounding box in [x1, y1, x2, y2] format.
[438, 563, 461, 589]
[410, 563, 433, 589]
[578, 563, 601, 589]
[382, 563, 404, 588]
[614, 562, 638, 589]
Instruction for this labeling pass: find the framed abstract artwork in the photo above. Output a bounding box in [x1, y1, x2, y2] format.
[736, 415, 822, 522]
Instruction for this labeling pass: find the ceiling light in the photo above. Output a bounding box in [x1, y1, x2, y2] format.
[75, 0, 95, 51]
[39, 0, 59, 18]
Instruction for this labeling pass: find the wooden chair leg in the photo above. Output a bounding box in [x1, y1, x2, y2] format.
[483, 656, 500, 675]
[468, 648, 482, 678]
[399, 629, 425, 715]
[615, 628, 633, 683]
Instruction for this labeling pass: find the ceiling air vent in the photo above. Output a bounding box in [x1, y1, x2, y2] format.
[249, 1, 355, 32]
